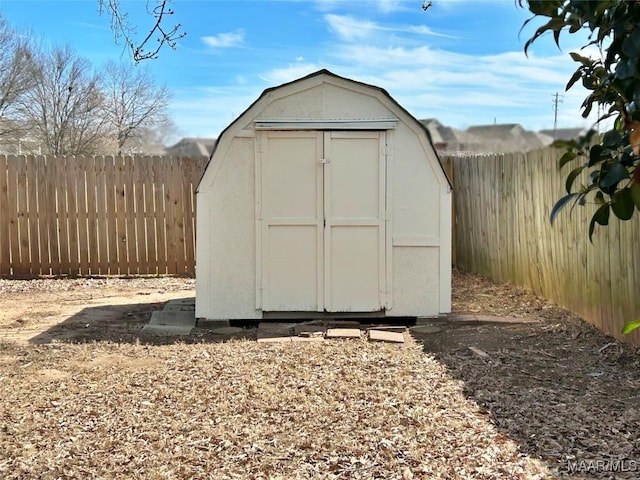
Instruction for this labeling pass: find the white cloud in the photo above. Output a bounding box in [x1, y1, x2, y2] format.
[169, 85, 264, 138]
[324, 14, 457, 42]
[314, 0, 408, 14]
[201, 29, 245, 48]
[259, 64, 323, 85]
[325, 14, 377, 40]
[377, 0, 404, 14]
[315, 40, 599, 130]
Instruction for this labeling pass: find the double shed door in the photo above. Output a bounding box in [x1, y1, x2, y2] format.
[258, 130, 386, 312]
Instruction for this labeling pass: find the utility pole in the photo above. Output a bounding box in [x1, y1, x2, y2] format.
[552, 92, 564, 139]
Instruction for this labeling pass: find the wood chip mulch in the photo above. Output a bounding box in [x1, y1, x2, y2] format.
[0, 338, 550, 479]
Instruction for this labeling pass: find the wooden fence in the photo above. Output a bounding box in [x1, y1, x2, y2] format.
[447, 148, 640, 344]
[0, 155, 207, 277]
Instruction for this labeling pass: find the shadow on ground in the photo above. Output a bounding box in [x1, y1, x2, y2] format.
[26, 298, 414, 346]
[413, 319, 640, 478]
[27, 297, 254, 346]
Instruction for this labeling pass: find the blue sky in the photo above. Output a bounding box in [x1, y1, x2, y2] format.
[0, 0, 597, 143]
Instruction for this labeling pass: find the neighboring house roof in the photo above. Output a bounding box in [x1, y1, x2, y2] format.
[539, 128, 588, 141]
[419, 120, 478, 148]
[534, 131, 555, 147]
[165, 137, 216, 157]
[467, 123, 523, 141]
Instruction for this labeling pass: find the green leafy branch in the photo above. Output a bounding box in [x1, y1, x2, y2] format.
[520, 0, 640, 334]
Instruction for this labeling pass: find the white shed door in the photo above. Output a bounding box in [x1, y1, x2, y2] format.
[259, 130, 386, 312]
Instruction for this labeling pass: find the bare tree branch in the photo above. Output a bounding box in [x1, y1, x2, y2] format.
[0, 14, 36, 141]
[97, 0, 186, 63]
[19, 46, 108, 155]
[100, 61, 170, 154]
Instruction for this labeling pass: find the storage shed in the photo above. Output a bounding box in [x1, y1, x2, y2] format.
[196, 70, 451, 322]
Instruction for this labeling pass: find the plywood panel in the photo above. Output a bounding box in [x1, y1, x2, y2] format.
[328, 226, 380, 311]
[324, 132, 384, 312]
[265, 225, 319, 310]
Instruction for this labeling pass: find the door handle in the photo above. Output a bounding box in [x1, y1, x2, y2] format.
[319, 158, 331, 165]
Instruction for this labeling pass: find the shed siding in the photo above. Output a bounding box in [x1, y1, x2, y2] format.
[196, 71, 451, 321]
[196, 137, 260, 319]
[260, 84, 393, 122]
[392, 247, 441, 316]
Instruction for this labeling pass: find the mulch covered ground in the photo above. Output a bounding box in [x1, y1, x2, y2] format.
[0, 269, 638, 479]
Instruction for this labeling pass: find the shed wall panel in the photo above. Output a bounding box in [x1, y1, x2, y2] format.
[195, 137, 260, 319]
[392, 126, 441, 240]
[391, 247, 440, 316]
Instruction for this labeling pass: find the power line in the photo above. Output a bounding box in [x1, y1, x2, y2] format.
[552, 92, 564, 138]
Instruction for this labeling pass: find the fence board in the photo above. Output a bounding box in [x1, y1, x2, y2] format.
[141, 157, 157, 275]
[153, 157, 168, 274]
[85, 156, 99, 274]
[121, 156, 136, 275]
[94, 157, 109, 274]
[56, 157, 71, 274]
[162, 157, 176, 275]
[0, 154, 204, 278]
[183, 158, 201, 275]
[66, 156, 80, 276]
[0, 155, 8, 275]
[6, 156, 19, 275]
[75, 156, 89, 275]
[113, 156, 127, 274]
[449, 147, 640, 345]
[37, 155, 50, 275]
[172, 158, 187, 274]
[26, 156, 40, 275]
[15, 156, 29, 276]
[133, 157, 148, 274]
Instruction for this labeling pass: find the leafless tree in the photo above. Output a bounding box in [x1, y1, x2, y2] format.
[19, 46, 108, 155]
[100, 60, 171, 155]
[0, 14, 36, 141]
[97, 0, 186, 63]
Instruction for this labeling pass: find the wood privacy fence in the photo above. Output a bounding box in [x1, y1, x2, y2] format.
[0, 155, 207, 277]
[447, 148, 640, 344]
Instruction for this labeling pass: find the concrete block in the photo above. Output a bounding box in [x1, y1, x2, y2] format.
[326, 328, 361, 339]
[257, 336, 293, 343]
[208, 326, 245, 335]
[293, 324, 326, 336]
[149, 311, 196, 327]
[196, 319, 231, 328]
[163, 305, 196, 312]
[368, 329, 405, 343]
[140, 324, 193, 335]
[291, 336, 324, 343]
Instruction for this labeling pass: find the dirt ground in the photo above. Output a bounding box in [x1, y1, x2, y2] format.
[0, 269, 638, 478]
